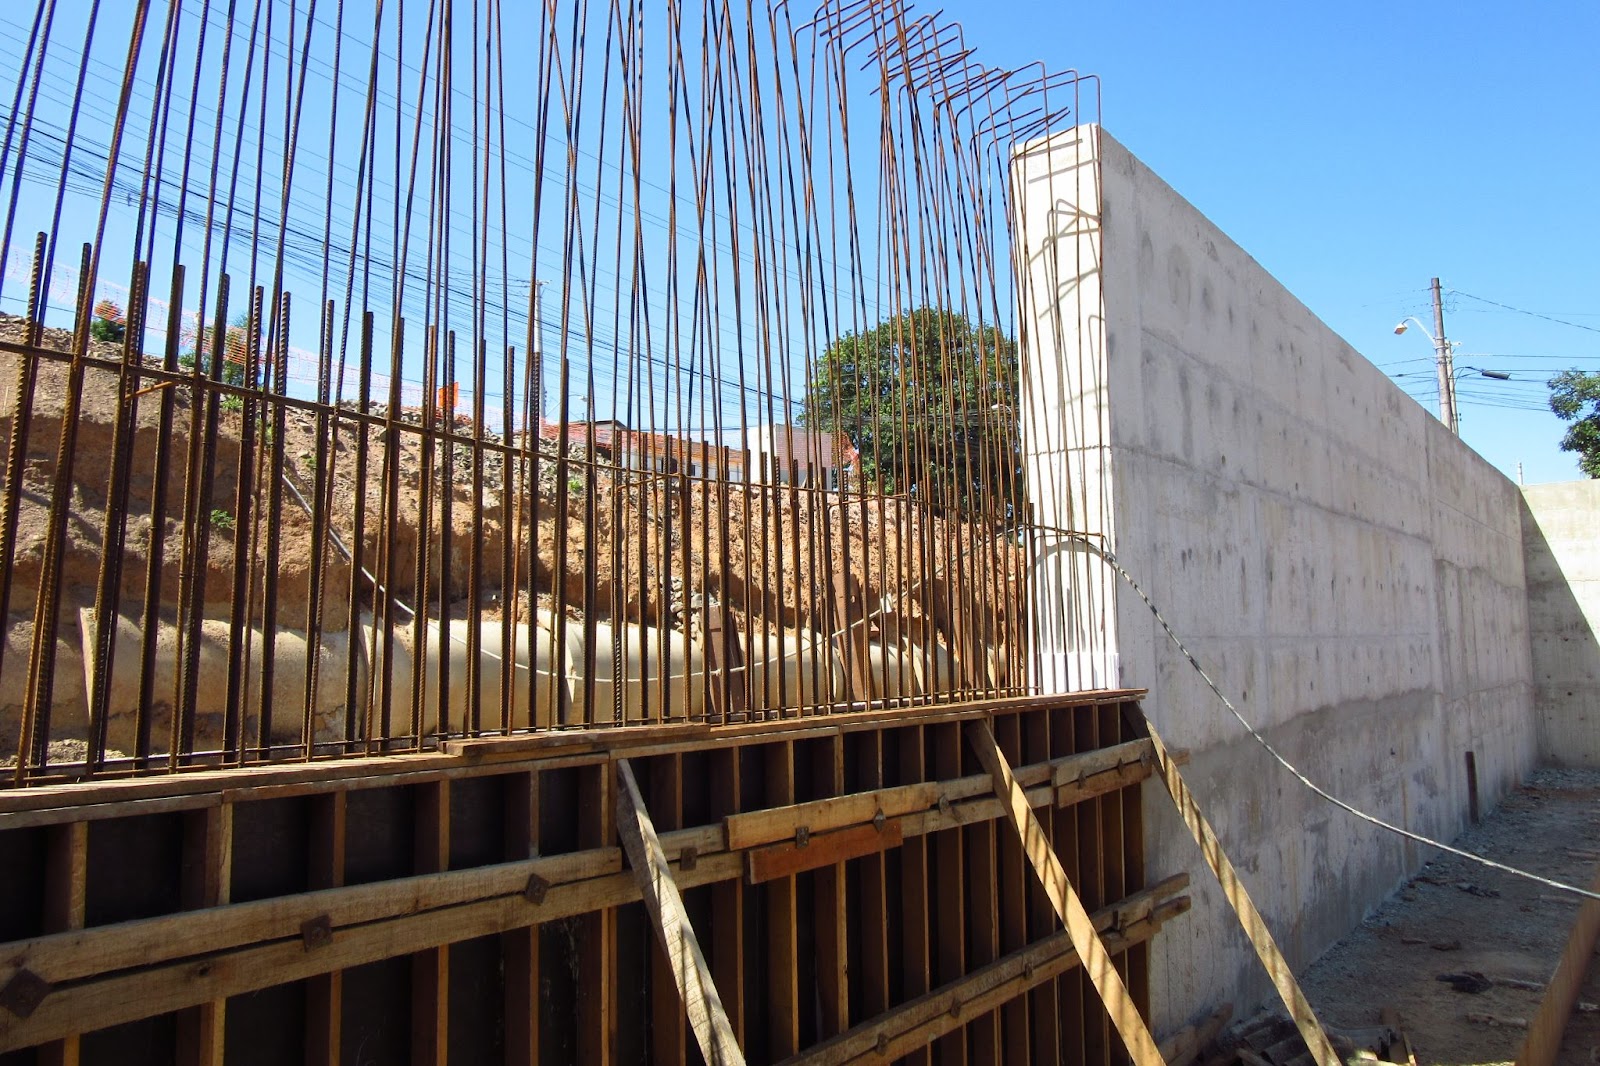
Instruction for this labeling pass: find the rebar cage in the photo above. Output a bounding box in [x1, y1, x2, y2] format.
[0, 0, 1107, 784]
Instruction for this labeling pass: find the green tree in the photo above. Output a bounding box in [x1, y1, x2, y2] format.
[1550, 369, 1600, 478]
[802, 308, 1021, 515]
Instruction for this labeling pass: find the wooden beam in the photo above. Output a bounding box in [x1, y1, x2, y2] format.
[964, 719, 1165, 1066]
[0, 690, 1151, 821]
[1131, 708, 1340, 1066]
[36, 821, 86, 1066]
[305, 791, 346, 1066]
[615, 759, 745, 1066]
[774, 877, 1190, 1066]
[412, 781, 450, 1066]
[177, 804, 233, 1066]
[746, 822, 904, 885]
[1518, 861, 1600, 1066]
[502, 771, 540, 1066]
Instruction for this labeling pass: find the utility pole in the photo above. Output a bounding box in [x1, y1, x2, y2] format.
[1430, 277, 1458, 434]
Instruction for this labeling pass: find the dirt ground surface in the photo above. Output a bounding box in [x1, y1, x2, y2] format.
[1230, 767, 1600, 1065]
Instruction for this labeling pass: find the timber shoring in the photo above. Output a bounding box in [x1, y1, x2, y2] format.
[0, 694, 1177, 1064]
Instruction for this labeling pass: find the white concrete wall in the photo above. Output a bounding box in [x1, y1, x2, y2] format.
[1522, 480, 1600, 765]
[1013, 125, 1538, 1033]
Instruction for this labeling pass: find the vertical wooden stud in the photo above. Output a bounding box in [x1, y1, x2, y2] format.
[858, 731, 891, 1023]
[412, 782, 449, 1066]
[933, 722, 968, 1066]
[995, 713, 1032, 1065]
[503, 771, 540, 1066]
[709, 748, 746, 1046]
[765, 740, 799, 1058]
[177, 804, 233, 1066]
[306, 792, 347, 1066]
[577, 762, 617, 1064]
[813, 735, 849, 1037]
[1026, 710, 1060, 1063]
[898, 726, 932, 1066]
[38, 821, 87, 1066]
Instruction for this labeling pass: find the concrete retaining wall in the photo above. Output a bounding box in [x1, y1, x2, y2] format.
[1522, 480, 1600, 766]
[1013, 125, 1538, 1032]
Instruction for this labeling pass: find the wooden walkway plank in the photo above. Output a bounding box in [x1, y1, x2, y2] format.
[615, 759, 745, 1066]
[964, 719, 1166, 1066]
[1132, 708, 1340, 1066]
[1519, 861, 1600, 1066]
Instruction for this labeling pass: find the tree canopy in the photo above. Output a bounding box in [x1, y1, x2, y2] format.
[1549, 369, 1600, 478]
[801, 308, 1021, 515]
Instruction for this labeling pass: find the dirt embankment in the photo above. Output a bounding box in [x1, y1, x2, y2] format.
[0, 317, 1021, 749]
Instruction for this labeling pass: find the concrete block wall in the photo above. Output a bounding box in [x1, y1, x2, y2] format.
[1522, 480, 1600, 765]
[1013, 125, 1538, 1032]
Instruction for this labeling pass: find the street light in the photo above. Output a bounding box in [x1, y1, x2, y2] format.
[1393, 313, 1460, 433]
[1454, 365, 1511, 382]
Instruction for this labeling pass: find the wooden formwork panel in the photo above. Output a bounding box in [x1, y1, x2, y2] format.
[0, 692, 1185, 1065]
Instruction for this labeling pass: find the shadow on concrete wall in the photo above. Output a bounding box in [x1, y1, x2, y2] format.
[1520, 490, 1600, 766]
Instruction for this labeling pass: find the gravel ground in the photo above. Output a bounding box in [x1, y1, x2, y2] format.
[1265, 767, 1600, 1065]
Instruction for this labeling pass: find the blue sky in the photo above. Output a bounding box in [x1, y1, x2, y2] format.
[946, 0, 1600, 484]
[3, 1, 1596, 480]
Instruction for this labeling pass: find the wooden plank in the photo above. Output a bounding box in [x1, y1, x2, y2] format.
[813, 736, 849, 1038]
[898, 724, 938, 1066]
[725, 742, 1133, 853]
[0, 724, 1148, 1053]
[708, 748, 746, 1047]
[0, 844, 624, 991]
[648, 757, 688, 1066]
[578, 763, 617, 1064]
[746, 822, 904, 884]
[773, 877, 1190, 1066]
[724, 783, 943, 851]
[855, 731, 891, 1024]
[412, 782, 449, 1066]
[1133, 708, 1340, 1066]
[766, 741, 800, 1058]
[993, 714, 1032, 1066]
[176, 804, 233, 1066]
[305, 792, 346, 1066]
[615, 759, 745, 1066]
[502, 771, 539, 1066]
[1025, 709, 1059, 1064]
[0, 771, 1074, 1000]
[0, 691, 1150, 820]
[932, 723, 968, 1066]
[36, 821, 86, 1066]
[1518, 861, 1600, 1066]
[964, 720, 1165, 1066]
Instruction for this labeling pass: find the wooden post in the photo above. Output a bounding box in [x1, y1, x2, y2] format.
[1519, 861, 1600, 1066]
[615, 760, 745, 1066]
[412, 782, 449, 1066]
[38, 822, 87, 1066]
[306, 792, 346, 1066]
[177, 805, 233, 1066]
[1129, 707, 1340, 1066]
[965, 719, 1165, 1066]
[503, 771, 540, 1066]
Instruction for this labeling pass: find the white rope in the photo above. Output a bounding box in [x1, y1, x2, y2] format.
[1042, 528, 1600, 904]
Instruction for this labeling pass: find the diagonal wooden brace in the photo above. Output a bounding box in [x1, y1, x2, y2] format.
[964, 719, 1167, 1065]
[616, 759, 746, 1066]
[1130, 707, 1341, 1066]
